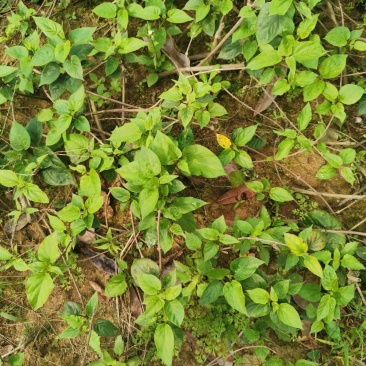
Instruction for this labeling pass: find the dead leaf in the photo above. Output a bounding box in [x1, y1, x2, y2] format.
[253, 82, 277, 117]
[162, 35, 190, 70]
[217, 184, 256, 205]
[89, 280, 109, 302]
[130, 286, 143, 318]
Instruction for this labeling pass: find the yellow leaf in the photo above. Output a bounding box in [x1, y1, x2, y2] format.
[216, 134, 231, 149]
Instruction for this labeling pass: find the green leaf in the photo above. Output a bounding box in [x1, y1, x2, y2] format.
[119, 37, 147, 54]
[269, 187, 293, 202]
[89, 330, 102, 357]
[137, 274, 161, 295]
[341, 254, 365, 270]
[317, 294, 334, 321]
[154, 324, 174, 366]
[167, 9, 193, 23]
[92, 3, 117, 18]
[0, 66, 18, 78]
[303, 80, 325, 102]
[316, 165, 336, 180]
[22, 183, 49, 203]
[69, 27, 96, 44]
[233, 125, 257, 146]
[139, 186, 159, 219]
[297, 14, 319, 39]
[26, 273, 54, 310]
[105, 273, 127, 297]
[9, 121, 31, 151]
[270, 0, 293, 15]
[79, 169, 101, 197]
[246, 50, 282, 70]
[0, 246, 13, 260]
[85, 292, 99, 317]
[333, 284, 354, 305]
[302, 209, 341, 229]
[353, 40, 366, 51]
[321, 265, 338, 292]
[230, 257, 264, 281]
[297, 103, 312, 131]
[94, 319, 119, 337]
[109, 123, 142, 145]
[38, 232, 59, 263]
[114, 335, 125, 356]
[6, 46, 29, 59]
[277, 303, 303, 329]
[319, 55, 347, 79]
[164, 299, 185, 326]
[64, 55, 83, 80]
[109, 187, 130, 202]
[292, 40, 325, 65]
[127, 4, 161, 20]
[8, 353, 24, 366]
[179, 145, 225, 178]
[0, 170, 18, 187]
[151, 131, 182, 165]
[340, 167, 355, 185]
[304, 255, 323, 277]
[33, 17, 64, 39]
[284, 233, 308, 256]
[54, 40, 71, 63]
[324, 26, 350, 47]
[247, 288, 270, 304]
[223, 280, 246, 314]
[39, 62, 60, 86]
[274, 137, 295, 160]
[338, 84, 364, 105]
[199, 281, 223, 305]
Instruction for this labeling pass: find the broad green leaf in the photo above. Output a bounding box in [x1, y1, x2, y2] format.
[341, 254, 365, 270]
[167, 9, 193, 23]
[89, 330, 102, 357]
[94, 319, 119, 337]
[151, 131, 182, 165]
[272, 79, 290, 95]
[338, 84, 364, 105]
[340, 167, 355, 185]
[307, 231, 326, 251]
[316, 294, 333, 321]
[321, 265, 338, 292]
[139, 186, 159, 219]
[154, 324, 174, 366]
[0, 246, 12, 260]
[302, 209, 341, 229]
[69, 27, 96, 44]
[22, 183, 49, 203]
[333, 284, 354, 305]
[199, 281, 223, 305]
[79, 169, 101, 197]
[164, 299, 184, 326]
[40, 62, 60, 86]
[319, 55, 347, 79]
[274, 137, 295, 160]
[26, 273, 54, 310]
[230, 257, 264, 281]
[8, 353, 24, 366]
[33, 17, 64, 39]
[316, 165, 336, 180]
[54, 40, 71, 63]
[109, 187, 130, 202]
[233, 125, 257, 146]
[223, 280, 246, 313]
[297, 103, 312, 130]
[6, 46, 28, 59]
[284, 233, 308, 256]
[9, 121, 31, 151]
[179, 145, 225, 178]
[119, 37, 147, 54]
[270, 0, 293, 15]
[324, 26, 350, 47]
[86, 292, 99, 317]
[136, 273, 161, 295]
[92, 3, 117, 18]
[109, 123, 142, 145]
[297, 14, 319, 39]
[38, 232, 59, 263]
[304, 254, 323, 277]
[247, 288, 270, 304]
[127, 4, 161, 20]
[0, 66, 18, 77]
[64, 55, 83, 80]
[354, 40, 366, 51]
[269, 187, 293, 202]
[277, 303, 303, 329]
[246, 50, 282, 70]
[114, 335, 125, 356]
[0, 170, 18, 187]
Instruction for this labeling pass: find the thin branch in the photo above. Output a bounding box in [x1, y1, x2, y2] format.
[157, 210, 162, 272]
[158, 63, 246, 77]
[292, 187, 366, 200]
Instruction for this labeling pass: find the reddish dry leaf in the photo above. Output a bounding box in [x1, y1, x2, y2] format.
[217, 184, 256, 205]
[89, 280, 109, 302]
[162, 35, 190, 69]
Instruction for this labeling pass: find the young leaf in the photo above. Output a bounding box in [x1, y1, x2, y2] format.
[304, 255, 323, 277]
[38, 232, 60, 263]
[79, 169, 101, 197]
[230, 257, 264, 281]
[9, 121, 31, 151]
[164, 299, 185, 326]
[277, 303, 303, 329]
[167, 9, 193, 23]
[223, 280, 246, 314]
[136, 273, 162, 295]
[64, 55, 83, 80]
[109, 123, 142, 145]
[180, 145, 225, 178]
[319, 55, 347, 79]
[26, 273, 54, 310]
[324, 26, 350, 47]
[0, 170, 19, 187]
[154, 324, 174, 366]
[247, 288, 270, 304]
[33, 17, 64, 39]
[297, 103, 312, 131]
[338, 84, 364, 105]
[341, 254, 365, 270]
[246, 50, 282, 70]
[105, 273, 127, 297]
[151, 131, 182, 165]
[269, 187, 293, 202]
[284, 233, 308, 256]
[85, 292, 99, 317]
[92, 3, 117, 18]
